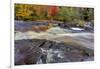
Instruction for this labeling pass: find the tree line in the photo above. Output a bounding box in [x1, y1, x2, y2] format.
[15, 4, 94, 27]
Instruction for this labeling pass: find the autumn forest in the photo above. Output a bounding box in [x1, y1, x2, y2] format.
[15, 4, 94, 27]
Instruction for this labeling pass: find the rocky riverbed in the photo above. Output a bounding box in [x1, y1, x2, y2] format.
[15, 21, 94, 65]
[15, 39, 94, 65]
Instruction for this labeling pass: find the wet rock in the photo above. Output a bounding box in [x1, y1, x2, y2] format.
[15, 39, 94, 65]
[15, 39, 43, 65]
[40, 40, 53, 49]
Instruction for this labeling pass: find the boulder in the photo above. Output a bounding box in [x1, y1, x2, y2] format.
[15, 39, 94, 65]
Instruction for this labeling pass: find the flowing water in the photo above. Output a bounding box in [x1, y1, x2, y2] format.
[15, 21, 94, 65]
